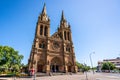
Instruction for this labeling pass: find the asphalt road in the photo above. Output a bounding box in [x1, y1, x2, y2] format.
[94, 72, 120, 80]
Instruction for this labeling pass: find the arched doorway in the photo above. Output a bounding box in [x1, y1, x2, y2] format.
[37, 65, 43, 72]
[37, 60, 44, 72]
[67, 62, 72, 72]
[50, 57, 62, 72]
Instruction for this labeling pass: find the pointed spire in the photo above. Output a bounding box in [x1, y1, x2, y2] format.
[42, 3, 47, 15]
[39, 3, 49, 21]
[60, 10, 68, 28]
[61, 10, 65, 21]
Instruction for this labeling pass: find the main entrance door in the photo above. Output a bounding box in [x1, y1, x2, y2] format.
[67, 62, 72, 72]
[68, 66, 71, 72]
[37, 60, 44, 72]
[50, 57, 61, 72]
[51, 65, 59, 72]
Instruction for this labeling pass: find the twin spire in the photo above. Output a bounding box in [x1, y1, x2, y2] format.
[41, 3, 66, 22]
[40, 3, 69, 28]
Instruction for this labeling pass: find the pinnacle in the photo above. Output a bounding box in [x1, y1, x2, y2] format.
[61, 10, 65, 21]
[42, 3, 47, 15]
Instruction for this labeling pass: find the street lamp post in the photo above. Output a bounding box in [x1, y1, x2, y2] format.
[106, 60, 111, 73]
[84, 63, 88, 80]
[89, 52, 95, 74]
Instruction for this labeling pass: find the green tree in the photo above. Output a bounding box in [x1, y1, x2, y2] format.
[101, 62, 116, 71]
[83, 64, 90, 71]
[21, 63, 28, 73]
[76, 61, 90, 72]
[76, 61, 84, 69]
[0, 45, 23, 73]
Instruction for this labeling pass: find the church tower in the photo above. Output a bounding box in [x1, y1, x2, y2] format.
[58, 11, 72, 41]
[35, 3, 50, 38]
[28, 4, 77, 74]
[57, 11, 77, 72]
[28, 4, 50, 73]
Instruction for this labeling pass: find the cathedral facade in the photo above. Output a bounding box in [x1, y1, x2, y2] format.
[28, 4, 77, 73]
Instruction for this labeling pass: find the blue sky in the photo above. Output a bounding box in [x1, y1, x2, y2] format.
[0, 0, 120, 67]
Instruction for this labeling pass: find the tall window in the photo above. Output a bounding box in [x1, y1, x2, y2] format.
[59, 32, 62, 39]
[64, 31, 66, 40]
[44, 26, 47, 36]
[39, 43, 45, 48]
[40, 25, 43, 35]
[66, 47, 70, 52]
[68, 32, 70, 41]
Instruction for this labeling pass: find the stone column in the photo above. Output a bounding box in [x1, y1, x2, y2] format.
[35, 38, 39, 48]
[37, 24, 40, 36]
[35, 60, 38, 72]
[34, 53, 38, 72]
[46, 55, 50, 74]
[65, 65, 68, 73]
[46, 64, 50, 74]
[63, 31, 65, 40]
[48, 27, 50, 37]
[73, 66, 78, 73]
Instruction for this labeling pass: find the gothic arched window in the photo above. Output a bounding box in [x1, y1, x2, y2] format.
[67, 32, 70, 41]
[39, 43, 45, 48]
[59, 32, 62, 39]
[40, 25, 43, 35]
[64, 31, 66, 40]
[44, 26, 47, 36]
[66, 47, 70, 52]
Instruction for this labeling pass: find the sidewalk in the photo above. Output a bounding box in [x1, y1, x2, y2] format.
[0, 72, 120, 80]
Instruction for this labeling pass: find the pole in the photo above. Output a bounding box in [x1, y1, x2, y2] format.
[84, 63, 88, 80]
[118, 54, 120, 73]
[89, 52, 95, 74]
[106, 60, 110, 73]
[33, 61, 36, 80]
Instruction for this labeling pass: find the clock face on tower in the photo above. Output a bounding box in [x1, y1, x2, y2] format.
[52, 41, 60, 50]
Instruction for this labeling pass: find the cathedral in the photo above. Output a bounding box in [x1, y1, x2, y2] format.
[28, 4, 77, 73]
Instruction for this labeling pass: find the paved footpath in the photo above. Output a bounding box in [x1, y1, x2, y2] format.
[0, 72, 120, 80]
